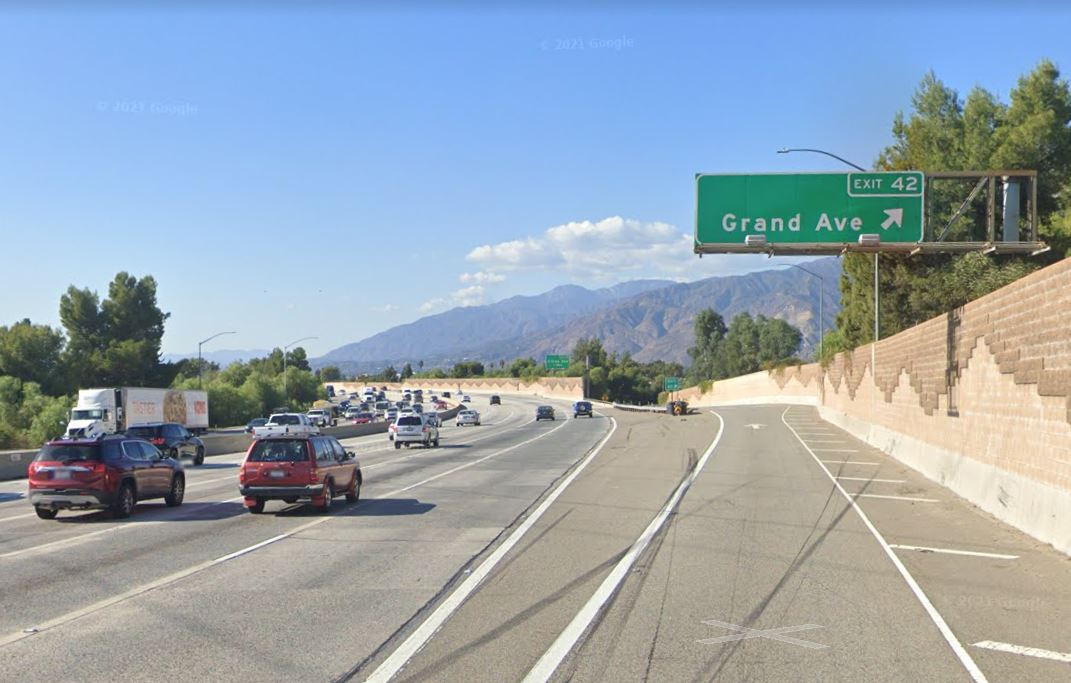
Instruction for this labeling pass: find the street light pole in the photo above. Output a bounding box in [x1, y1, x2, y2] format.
[781, 264, 824, 360]
[776, 147, 867, 172]
[197, 331, 237, 390]
[282, 336, 318, 408]
[777, 146, 879, 359]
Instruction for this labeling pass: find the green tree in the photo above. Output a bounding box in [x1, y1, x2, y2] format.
[320, 365, 342, 381]
[59, 272, 170, 387]
[452, 361, 485, 378]
[687, 309, 728, 383]
[571, 337, 608, 369]
[838, 61, 1071, 348]
[401, 363, 414, 379]
[0, 319, 66, 394]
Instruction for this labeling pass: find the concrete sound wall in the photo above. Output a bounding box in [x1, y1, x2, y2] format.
[685, 256, 1071, 555]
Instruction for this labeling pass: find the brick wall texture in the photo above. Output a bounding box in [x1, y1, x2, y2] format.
[687, 256, 1071, 495]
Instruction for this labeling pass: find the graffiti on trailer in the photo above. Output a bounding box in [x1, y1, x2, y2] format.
[130, 401, 159, 416]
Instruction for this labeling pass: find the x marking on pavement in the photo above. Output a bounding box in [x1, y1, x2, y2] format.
[697, 619, 828, 649]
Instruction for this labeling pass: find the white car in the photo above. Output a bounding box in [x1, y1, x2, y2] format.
[456, 409, 481, 427]
[463, 395, 472, 403]
[424, 411, 440, 427]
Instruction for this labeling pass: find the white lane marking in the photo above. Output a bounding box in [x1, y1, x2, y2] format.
[0, 512, 37, 524]
[522, 412, 726, 683]
[1, 413, 578, 645]
[782, 408, 988, 683]
[364, 414, 526, 471]
[855, 493, 939, 503]
[836, 476, 906, 483]
[972, 640, 1071, 662]
[0, 498, 245, 560]
[803, 439, 847, 443]
[364, 415, 618, 683]
[745, 423, 765, 430]
[810, 448, 860, 453]
[820, 460, 878, 466]
[697, 619, 827, 649]
[890, 545, 1019, 560]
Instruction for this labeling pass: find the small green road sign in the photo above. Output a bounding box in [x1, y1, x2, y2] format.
[663, 377, 681, 392]
[695, 171, 924, 251]
[545, 355, 570, 370]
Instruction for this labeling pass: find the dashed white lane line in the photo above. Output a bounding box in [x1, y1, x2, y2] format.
[854, 493, 939, 503]
[364, 415, 618, 683]
[2, 414, 577, 647]
[782, 407, 987, 683]
[820, 460, 878, 466]
[972, 640, 1071, 662]
[521, 412, 726, 683]
[836, 477, 906, 483]
[890, 545, 1019, 560]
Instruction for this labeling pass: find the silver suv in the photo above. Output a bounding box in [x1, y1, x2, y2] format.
[393, 415, 439, 449]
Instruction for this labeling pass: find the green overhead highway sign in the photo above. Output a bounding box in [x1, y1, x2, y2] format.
[663, 377, 681, 392]
[695, 171, 924, 253]
[545, 355, 570, 370]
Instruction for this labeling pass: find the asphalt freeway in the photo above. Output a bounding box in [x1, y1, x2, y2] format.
[3, 401, 1071, 682]
[0, 394, 609, 682]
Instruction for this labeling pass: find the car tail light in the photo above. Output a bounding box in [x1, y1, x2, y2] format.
[151, 437, 166, 446]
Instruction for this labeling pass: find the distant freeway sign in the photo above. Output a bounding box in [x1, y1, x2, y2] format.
[695, 172, 924, 252]
[545, 355, 570, 370]
[663, 377, 682, 392]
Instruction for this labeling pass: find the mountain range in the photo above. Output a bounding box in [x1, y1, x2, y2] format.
[312, 258, 842, 373]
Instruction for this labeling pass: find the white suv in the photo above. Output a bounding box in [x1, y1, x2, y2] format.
[393, 415, 439, 449]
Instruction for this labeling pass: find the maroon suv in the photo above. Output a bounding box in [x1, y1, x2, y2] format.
[239, 435, 362, 514]
[27, 435, 185, 520]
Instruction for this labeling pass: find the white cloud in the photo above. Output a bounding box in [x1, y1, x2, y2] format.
[465, 216, 696, 281]
[459, 271, 506, 285]
[418, 284, 486, 314]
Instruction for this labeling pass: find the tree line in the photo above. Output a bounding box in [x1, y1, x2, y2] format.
[829, 60, 1071, 357]
[0, 272, 327, 448]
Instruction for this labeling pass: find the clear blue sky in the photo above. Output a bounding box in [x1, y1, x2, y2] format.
[1, 4, 1068, 357]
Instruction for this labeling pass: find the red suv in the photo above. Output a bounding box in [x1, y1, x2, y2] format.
[239, 435, 362, 514]
[27, 435, 185, 520]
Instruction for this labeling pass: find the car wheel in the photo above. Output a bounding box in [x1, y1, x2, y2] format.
[34, 506, 58, 520]
[395, 441, 401, 449]
[194, 447, 205, 466]
[346, 474, 361, 503]
[283, 497, 298, 504]
[247, 498, 265, 514]
[433, 436, 440, 447]
[164, 474, 185, 507]
[316, 481, 335, 514]
[112, 482, 136, 518]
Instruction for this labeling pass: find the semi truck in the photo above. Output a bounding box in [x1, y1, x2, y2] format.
[64, 388, 210, 440]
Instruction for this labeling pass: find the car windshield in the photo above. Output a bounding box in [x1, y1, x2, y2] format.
[269, 415, 300, 425]
[35, 444, 102, 463]
[247, 440, 308, 462]
[70, 408, 105, 420]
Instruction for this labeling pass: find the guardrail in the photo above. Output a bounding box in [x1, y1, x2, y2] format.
[610, 402, 697, 415]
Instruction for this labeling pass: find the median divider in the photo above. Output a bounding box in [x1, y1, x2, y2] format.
[0, 449, 36, 481]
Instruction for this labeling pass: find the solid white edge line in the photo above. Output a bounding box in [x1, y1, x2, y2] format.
[855, 493, 939, 503]
[972, 640, 1071, 662]
[363, 415, 618, 683]
[2, 411, 576, 647]
[522, 411, 726, 683]
[781, 407, 988, 683]
[889, 545, 1019, 560]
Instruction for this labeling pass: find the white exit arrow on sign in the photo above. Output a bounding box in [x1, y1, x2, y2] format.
[881, 208, 903, 230]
